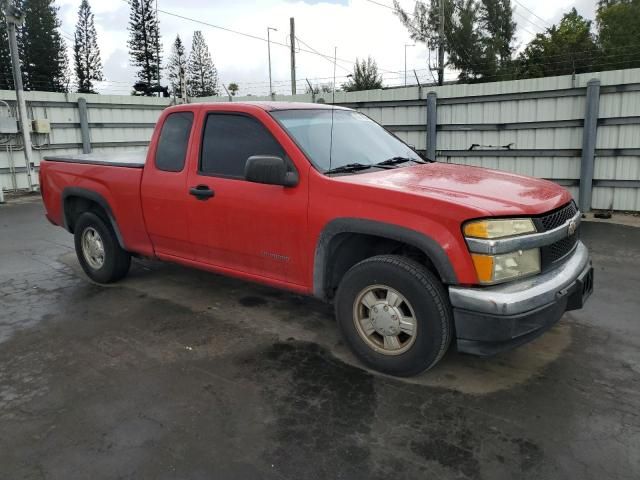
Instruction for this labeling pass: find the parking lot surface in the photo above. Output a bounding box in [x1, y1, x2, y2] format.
[1, 195, 639, 479]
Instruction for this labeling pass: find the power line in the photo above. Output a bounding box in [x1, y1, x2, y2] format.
[202, 42, 637, 93]
[443, 52, 640, 83]
[119, 0, 407, 75]
[221, 66, 437, 88]
[47, 0, 639, 96]
[119, 1, 360, 69]
[295, 36, 352, 74]
[114, 0, 414, 88]
[361, 0, 413, 17]
[513, 0, 552, 28]
[511, 10, 544, 36]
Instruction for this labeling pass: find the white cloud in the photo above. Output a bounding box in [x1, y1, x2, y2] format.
[56, 0, 599, 95]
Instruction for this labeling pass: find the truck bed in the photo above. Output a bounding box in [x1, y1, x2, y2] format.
[39, 151, 154, 257]
[43, 151, 147, 168]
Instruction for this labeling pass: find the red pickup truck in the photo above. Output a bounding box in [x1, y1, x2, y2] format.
[40, 102, 593, 376]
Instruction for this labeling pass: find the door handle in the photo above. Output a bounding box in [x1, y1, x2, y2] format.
[189, 184, 215, 200]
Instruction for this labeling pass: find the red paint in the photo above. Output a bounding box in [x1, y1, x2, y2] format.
[40, 102, 572, 291]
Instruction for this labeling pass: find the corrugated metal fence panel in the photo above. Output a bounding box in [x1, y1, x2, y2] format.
[1, 68, 639, 210]
[592, 70, 640, 210]
[442, 156, 582, 180]
[437, 128, 585, 150]
[428, 69, 640, 211]
[0, 90, 169, 192]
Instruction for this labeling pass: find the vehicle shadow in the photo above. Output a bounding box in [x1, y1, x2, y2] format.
[61, 252, 573, 395]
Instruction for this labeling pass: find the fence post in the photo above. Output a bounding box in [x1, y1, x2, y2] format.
[77, 98, 91, 154]
[426, 91, 437, 161]
[579, 79, 600, 212]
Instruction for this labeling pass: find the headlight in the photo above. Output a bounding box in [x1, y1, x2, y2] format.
[464, 218, 536, 239]
[471, 248, 541, 285]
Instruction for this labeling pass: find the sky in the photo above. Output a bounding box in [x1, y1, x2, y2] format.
[54, 0, 599, 96]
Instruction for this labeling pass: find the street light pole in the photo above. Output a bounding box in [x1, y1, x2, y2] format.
[404, 44, 415, 86]
[267, 27, 277, 98]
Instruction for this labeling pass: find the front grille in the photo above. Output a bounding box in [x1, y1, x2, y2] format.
[535, 201, 580, 269]
[542, 227, 579, 266]
[536, 201, 578, 231]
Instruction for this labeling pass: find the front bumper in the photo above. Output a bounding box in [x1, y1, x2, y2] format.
[449, 241, 593, 356]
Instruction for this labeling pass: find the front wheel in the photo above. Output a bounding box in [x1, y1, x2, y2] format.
[335, 255, 452, 376]
[74, 212, 131, 284]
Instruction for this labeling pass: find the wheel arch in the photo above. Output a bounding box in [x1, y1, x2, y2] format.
[62, 187, 127, 250]
[313, 218, 458, 300]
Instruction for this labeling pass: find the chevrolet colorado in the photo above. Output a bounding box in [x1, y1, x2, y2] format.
[39, 102, 593, 376]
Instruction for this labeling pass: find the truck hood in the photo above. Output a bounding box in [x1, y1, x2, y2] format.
[336, 162, 573, 216]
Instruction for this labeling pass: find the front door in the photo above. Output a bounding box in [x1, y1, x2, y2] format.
[186, 112, 308, 286]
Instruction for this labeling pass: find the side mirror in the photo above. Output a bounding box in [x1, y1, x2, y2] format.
[245, 155, 298, 187]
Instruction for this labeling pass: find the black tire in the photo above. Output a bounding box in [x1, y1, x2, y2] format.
[335, 255, 452, 377]
[74, 211, 131, 284]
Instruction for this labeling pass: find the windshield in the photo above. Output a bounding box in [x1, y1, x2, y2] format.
[271, 109, 422, 173]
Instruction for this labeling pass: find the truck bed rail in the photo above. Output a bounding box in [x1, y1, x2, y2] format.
[44, 151, 146, 168]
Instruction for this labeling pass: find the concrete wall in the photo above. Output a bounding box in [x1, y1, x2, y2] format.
[1, 67, 639, 210]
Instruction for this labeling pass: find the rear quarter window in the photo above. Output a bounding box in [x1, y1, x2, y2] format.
[155, 112, 194, 172]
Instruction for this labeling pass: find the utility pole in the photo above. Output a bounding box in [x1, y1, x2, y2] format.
[3, 1, 35, 191]
[180, 64, 187, 103]
[438, 0, 445, 86]
[267, 26, 277, 99]
[289, 17, 296, 95]
[155, 0, 161, 97]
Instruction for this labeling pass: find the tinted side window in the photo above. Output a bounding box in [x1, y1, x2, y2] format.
[200, 114, 285, 178]
[155, 112, 194, 172]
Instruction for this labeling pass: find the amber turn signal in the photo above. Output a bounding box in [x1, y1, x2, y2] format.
[471, 254, 495, 283]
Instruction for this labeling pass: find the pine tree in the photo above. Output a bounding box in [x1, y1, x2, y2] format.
[128, 0, 162, 93]
[187, 31, 218, 97]
[167, 35, 187, 98]
[21, 0, 69, 92]
[74, 0, 103, 94]
[479, 0, 517, 79]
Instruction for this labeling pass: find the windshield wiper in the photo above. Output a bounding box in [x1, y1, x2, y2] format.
[324, 163, 374, 174]
[376, 156, 427, 167]
[324, 157, 425, 175]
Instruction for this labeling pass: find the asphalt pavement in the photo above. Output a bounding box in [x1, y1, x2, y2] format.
[1, 195, 639, 479]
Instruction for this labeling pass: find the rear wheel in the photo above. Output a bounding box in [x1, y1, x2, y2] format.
[335, 255, 452, 376]
[74, 212, 131, 284]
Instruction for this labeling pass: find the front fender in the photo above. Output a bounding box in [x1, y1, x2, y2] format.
[312, 217, 459, 299]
